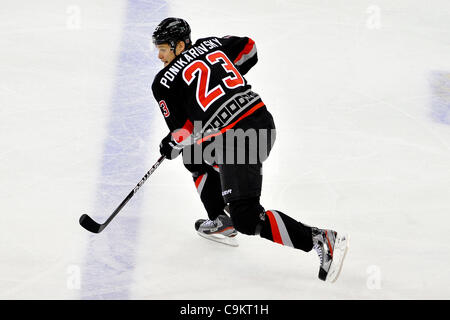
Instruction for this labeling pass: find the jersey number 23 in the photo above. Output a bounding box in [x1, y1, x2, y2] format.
[182, 50, 244, 111]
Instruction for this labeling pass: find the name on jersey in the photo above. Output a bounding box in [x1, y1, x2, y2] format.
[160, 38, 222, 89]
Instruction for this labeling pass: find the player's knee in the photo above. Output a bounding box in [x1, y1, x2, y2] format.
[228, 197, 265, 235]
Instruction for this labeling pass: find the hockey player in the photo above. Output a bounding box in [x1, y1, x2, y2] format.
[151, 17, 348, 282]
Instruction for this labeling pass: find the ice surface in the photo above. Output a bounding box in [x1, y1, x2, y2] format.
[1, 0, 450, 299]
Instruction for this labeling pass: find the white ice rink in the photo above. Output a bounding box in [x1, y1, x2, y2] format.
[1, 0, 450, 299]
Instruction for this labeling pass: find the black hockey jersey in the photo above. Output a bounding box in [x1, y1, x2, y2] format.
[151, 36, 264, 146]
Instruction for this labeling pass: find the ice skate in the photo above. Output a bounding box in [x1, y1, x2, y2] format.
[195, 213, 238, 247]
[312, 227, 349, 283]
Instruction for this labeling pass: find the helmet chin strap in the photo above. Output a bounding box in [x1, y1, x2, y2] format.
[171, 40, 187, 57]
[170, 40, 177, 55]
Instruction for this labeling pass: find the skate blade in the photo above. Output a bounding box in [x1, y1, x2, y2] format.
[326, 233, 349, 283]
[197, 232, 239, 247]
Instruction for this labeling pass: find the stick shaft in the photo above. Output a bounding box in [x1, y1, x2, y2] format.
[80, 155, 165, 233]
[104, 155, 165, 226]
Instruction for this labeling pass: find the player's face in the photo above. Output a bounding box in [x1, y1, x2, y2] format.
[156, 44, 175, 67]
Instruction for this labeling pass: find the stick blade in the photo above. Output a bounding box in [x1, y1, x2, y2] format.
[79, 214, 104, 233]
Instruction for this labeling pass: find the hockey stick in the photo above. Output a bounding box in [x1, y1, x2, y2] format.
[79, 155, 166, 233]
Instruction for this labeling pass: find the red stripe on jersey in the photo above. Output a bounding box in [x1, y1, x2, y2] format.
[265, 210, 283, 245]
[325, 231, 334, 257]
[172, 119, 194, 143]
[195, 174, 205, 189]
[196, 101, 265, 144]
[234, 38, 255, 65]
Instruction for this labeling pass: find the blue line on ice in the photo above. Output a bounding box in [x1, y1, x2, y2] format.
[430, 71, 450, 125]
[81, 0, 167, 299]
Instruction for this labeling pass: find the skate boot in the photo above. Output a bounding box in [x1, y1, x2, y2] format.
[195, 212, 238, 247]
[312, 227, 349, 283]
[195, 214, 238, 237]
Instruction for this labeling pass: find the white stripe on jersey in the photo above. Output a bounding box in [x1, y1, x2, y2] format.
[271, 210, 294, 247]
[235, 45, 257, 66]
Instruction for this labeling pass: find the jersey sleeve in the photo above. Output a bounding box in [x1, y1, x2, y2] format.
[151, 79, 194, 146]
[219, 36, 258, 75]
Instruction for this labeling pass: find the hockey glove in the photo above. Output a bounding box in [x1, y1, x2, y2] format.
[159, 133, 183, 160]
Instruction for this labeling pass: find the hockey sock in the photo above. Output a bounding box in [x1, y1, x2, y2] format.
[259, 210, 313, 252]
[193, 166, 226, 220]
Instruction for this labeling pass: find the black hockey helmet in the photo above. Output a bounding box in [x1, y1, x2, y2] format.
[152, 17, 191, 52]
